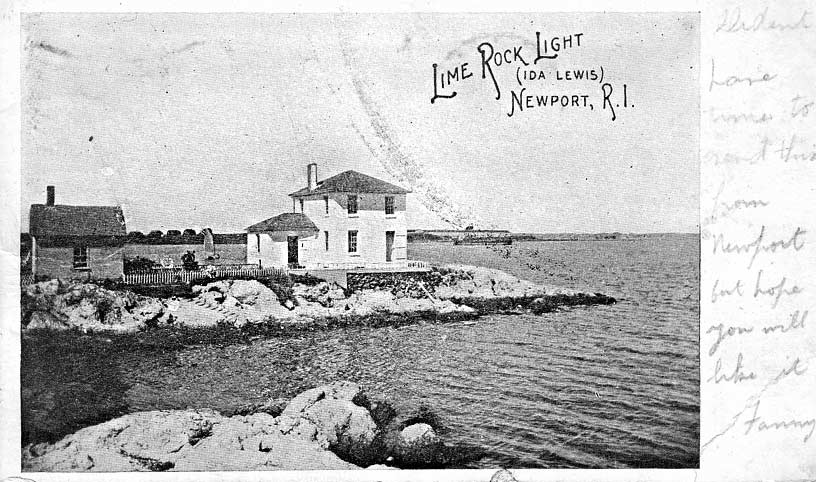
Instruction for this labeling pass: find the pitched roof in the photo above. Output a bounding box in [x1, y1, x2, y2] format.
[289, 170, 410, 197]
[29, 204, 126, 238]
[246, 213, 318, 233]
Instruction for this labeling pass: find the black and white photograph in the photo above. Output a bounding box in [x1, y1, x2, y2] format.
[14, 11, 701, 473]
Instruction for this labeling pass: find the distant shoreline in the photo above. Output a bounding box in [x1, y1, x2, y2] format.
[407, 231, 699, 243]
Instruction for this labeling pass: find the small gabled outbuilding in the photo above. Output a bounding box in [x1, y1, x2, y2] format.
[28, 186, 127, 280]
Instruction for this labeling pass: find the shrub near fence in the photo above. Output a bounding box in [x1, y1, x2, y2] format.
[122, 265, 287, 286]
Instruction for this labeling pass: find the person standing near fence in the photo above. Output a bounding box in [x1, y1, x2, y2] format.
[181, 251, 198, 271]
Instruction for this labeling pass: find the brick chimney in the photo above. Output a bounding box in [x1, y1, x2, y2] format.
[46, 186, 55, 206]
[307, 163, 318, 191]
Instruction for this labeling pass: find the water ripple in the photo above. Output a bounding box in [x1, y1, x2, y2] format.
[120, 236, 699, 469]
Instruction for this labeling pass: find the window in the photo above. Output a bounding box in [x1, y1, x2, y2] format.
[256, 233, 261, 253]
[325, 231, 329, 251]
[347, 195, 358, 215]
[385, 196, 395, 215]
[73, 246, 88, 269]
[324, 195, 329, 215]
[348, 230, 358, 253]
[299, 199, 304, 213]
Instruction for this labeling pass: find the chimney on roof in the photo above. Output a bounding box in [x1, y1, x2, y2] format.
[46, 186, 55, 206]
[307, 163, 318, 191]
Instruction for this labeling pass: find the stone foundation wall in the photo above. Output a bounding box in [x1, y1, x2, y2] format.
[346, 271, 442, 297]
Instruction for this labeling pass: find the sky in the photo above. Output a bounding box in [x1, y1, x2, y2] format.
[21, 13, 699, 234]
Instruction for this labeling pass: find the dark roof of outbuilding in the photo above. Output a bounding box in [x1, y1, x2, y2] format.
[289, 170, 410, 197]
[246, 213, 319, 233]
[29, 204, 126, 238]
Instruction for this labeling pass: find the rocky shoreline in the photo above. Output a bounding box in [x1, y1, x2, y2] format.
[23, 381, 470, 471]
[20, 266, 617, 472]
[21, 264, 616, 334]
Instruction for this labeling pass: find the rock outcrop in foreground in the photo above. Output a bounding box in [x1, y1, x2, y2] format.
[22, 381, 445, 472]
[22, 281, 168, 332]
[21, 265, 615, 333]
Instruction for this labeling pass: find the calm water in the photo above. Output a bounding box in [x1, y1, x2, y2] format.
[116, 235, 699, 468]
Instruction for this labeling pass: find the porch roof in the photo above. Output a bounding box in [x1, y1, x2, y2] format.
[246, 212, 319, 233]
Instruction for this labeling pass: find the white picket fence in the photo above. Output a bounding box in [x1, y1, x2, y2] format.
[122, 265, 287, 285]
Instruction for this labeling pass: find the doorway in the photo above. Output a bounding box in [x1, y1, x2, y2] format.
[287, 236, 299, 267]
[385, 231, 395, 262]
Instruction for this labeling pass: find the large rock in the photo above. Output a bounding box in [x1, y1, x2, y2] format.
[23, 410, 219, 472]
[253, 286, 280, 308]
[27, 311, 67, 330]
[228, 280, 269, 305]
[22, 280, 171, 332]
[278, 381, 378, 456]
[21, 381, 458, 472]
[22, 409, 357, 472]
[399, 423, 438, 447]
[192, 280, 283, 324]
[393, 423, 444, 466]
[309, 399, 377, 448]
